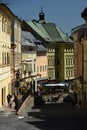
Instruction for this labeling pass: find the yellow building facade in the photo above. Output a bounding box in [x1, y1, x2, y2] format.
[48, 43, 74, 82]
[47, 44, 55, 80]
[0, 3, 13, 107]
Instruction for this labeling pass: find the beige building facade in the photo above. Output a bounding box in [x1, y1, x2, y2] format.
[13, 16, 21, 72]
[11, 16, 22, 95]
[0, 3, 13, 107]
[22, 46, 37, 79]
[21, 31, 37, 89]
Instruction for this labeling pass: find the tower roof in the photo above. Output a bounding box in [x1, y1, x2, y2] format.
[39, 7, 45, 21]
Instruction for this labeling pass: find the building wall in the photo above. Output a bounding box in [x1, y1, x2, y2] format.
[37, 51, 47, 77]
[82, 39, 87, 107]
[54, 43, 74, 82]
[0, 77, 11, 107]
[72, 32, 82, 78]
[71, 30, 83, 105]
[0, 6, 13, 107]
[55, 44, 64, 82]
[12, 17, 22, 94]
[22, 46, 37, 79]
[64, 46, 74, 80]
[13, 16, 22, 72]
[47, 44, 55, 80]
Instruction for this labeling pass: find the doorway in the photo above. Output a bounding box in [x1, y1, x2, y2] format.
[2, 87, 6, 105]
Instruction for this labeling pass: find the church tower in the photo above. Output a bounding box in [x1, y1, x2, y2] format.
[39, 7, 45, 21]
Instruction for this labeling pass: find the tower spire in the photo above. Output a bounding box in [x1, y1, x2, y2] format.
[41, 6, 43, 12]
[39, 6, 45, 21]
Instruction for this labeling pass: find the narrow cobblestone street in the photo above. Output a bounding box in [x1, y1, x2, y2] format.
[0, 96, 87, 130]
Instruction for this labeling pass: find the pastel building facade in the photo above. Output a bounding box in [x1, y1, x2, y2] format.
[0, 3, 13, 107]
[11, 16, 22, 95]
[36, 45, 47, 78]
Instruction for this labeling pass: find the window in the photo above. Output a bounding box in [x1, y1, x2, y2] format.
[2, 18, 10, 34]
[2, 52, 4, 65]
[43, 66, 44, 72]
[5, 52, 6, 64]
[2, 18, 5, 32]
[29, 64, 32, 72]
[37, 66, 39, 73]
[7, 21, 10, 34]
[48, 56, 54, 66]
[40, 66, 42, 72]
[45, 66, 46, 71]
[7, 53, 10, 64]
[34, 63, 35, 72]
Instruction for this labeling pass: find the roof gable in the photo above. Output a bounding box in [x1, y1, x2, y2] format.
[25, 21, 73, 43]
[26, 21, 53, 42]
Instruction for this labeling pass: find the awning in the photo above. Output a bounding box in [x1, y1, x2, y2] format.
[36, 77, 48, 82]
[36, 77, 48, 84]
[44, 82, 68, 87]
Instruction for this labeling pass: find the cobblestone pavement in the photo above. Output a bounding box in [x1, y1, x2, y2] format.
[0, 95, 87, 130]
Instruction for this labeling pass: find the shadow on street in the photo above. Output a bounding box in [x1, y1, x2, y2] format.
[25, 103, 87, 130]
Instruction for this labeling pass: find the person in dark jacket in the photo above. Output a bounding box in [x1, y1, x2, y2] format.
[13, 94, 19, 113]
[7, 94, 12, 107]
[72, 92, 78, 108]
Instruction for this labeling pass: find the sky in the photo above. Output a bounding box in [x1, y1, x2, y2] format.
[2, 0, 87, 35]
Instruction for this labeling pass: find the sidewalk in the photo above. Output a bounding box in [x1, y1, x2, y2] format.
[0, 104, 16, 115]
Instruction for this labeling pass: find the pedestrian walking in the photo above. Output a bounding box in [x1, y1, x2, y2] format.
[13, 94, 19, 113]
[9, 95, 14, 108]
[7, 94, 12, 107]
[72, 92, 78, 108]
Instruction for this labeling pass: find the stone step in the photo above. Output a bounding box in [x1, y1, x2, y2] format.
[0, 107, 16, 116]
[0, 110, 16, 116]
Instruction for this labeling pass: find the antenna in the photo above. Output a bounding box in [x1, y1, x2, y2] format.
[41, 6, 43, 12]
